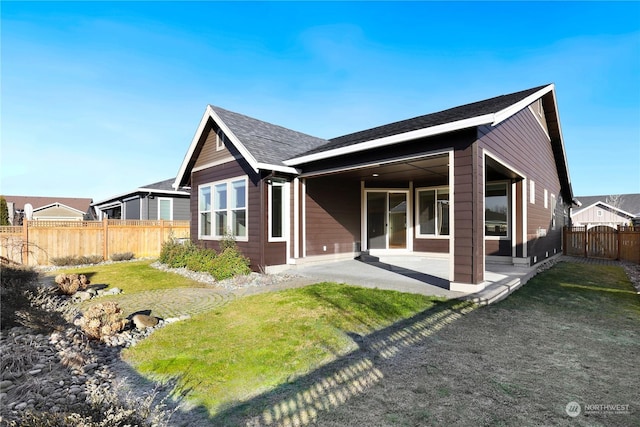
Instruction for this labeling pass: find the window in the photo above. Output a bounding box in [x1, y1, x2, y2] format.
[551, 194, 557, 230]
[529, 180, 535, 204]
[597, 209, 603, 217]
[215, 130, 225, 151]
[485, 182, 509, 237]
[158, 198, 173, 220]
[544, 189, 548, 209]
[199, 176, 247, 239]
[416, 187, 449, 237]
[269, 181, 288, 241]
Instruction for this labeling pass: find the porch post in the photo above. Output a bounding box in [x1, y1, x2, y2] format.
[450, 143, 485, 291]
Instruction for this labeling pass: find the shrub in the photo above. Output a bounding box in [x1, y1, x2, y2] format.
[158, 239, 196, 268]
[110, 252, 135, 262]
[54, 273, 90, 295]
[80, 301, 127, 341]
[0, 265, 39, 329]
[50, 255, 103, 266]
[208, 247, 251, 281]
[218, 231, 237, 252]
[184, 247, 217, 272]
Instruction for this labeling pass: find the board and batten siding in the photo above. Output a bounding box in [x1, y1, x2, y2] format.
[477, 105, 566, 263]
[190, 159, 263, 271]
[572, 205, 631, 227]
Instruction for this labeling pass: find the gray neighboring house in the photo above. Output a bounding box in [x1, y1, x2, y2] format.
[572, 193, 640, 228]
[92, 178, 190, 221]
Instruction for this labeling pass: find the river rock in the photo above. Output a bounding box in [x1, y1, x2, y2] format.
[131, 314, 159, 329]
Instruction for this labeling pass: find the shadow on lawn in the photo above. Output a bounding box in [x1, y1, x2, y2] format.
[206, 298, 476, 426]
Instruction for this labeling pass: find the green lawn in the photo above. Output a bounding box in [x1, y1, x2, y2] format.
[122, 283, 445, 416]
[47, 260, 205, 294]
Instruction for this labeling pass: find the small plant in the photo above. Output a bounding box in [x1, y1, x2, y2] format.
[55, 273, 90, 295]
[110, 252, 135, 262]
[50, 254, 103, 266]
[219, 230, 237, 252]
[80, 301, 127, 341]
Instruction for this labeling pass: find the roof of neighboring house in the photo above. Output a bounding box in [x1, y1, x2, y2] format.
[92, 178, 189, 207]
[2, 196, 93, 213]
[574, 194, 640, 217]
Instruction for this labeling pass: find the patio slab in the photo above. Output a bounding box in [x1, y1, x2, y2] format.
[292, 254, 547, 303]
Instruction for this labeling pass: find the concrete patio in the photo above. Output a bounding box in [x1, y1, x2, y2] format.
[291, 254, 552, 304]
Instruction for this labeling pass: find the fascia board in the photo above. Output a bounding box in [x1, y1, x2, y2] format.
[174, 106, 213, 190]
[174, 106, 262, 190]
[491, 84, 554, 126]
[284, 114, 494, 166]
[137, 188, 190, 196]
[255, 163, 300, 175]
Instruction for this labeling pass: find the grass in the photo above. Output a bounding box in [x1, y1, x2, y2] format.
[47, 260, 206, 294]
[122, 282, 444, 416]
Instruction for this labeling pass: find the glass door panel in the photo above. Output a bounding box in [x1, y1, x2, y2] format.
[367, 192, 386, 249]
[388, 193, 407, 249]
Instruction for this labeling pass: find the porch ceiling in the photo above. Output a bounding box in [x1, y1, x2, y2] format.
[319, 153, 450, 182]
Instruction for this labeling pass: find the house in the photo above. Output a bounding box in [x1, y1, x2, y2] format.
[3, 196, 94, 224]
[92, 178, 190, 221]
[174, 83, 575, 292]
[571, 194, 640, 229]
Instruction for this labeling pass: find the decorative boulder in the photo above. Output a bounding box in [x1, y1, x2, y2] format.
[131, 314, 159, 330]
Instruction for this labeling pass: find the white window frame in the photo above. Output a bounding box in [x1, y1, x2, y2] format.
[215, 130, 225, 151]
[157, 197, 173, 220]
[485, 180, 511, 240]
[551, 194, 556, 230]
[529, 180, 535, 204]
[544, 189, 548, 209]
[415, 186, 450, 239]
[268, 180, 289, 242]
[198, 175, 248, 241]
[597, 209, 603, 217]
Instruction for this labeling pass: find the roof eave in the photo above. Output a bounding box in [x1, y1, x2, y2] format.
[283, 113, 495, 166]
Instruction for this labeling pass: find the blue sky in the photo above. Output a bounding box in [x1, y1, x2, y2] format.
[2, 1, 639, 202]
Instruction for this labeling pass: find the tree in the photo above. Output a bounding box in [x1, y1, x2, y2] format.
[605, 194, 623, 210]
[0, 196, 9, 226]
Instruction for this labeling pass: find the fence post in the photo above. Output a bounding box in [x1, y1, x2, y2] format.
[103, 219, 109, 261]
[617, 225, 622, 261]
[22, 220, 29, 265]
[562, 226, 567, 255]
[583, 226, 588, 259]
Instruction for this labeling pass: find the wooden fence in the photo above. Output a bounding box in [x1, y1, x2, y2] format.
[563, 225, 640, 264]
[0, 220, 190, 266]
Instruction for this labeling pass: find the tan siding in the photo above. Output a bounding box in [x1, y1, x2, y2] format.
[194, 128, 231, 169]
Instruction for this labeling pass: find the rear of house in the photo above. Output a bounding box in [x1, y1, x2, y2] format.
[175, 84, 575, 291]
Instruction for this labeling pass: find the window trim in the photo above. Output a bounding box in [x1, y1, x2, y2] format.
[198, 175, 248, 241]
[529, 180, 535, 204]
[415, 186, 450, 239]
[485, 180, 511, 240]
[268, 180, 289, 242]
[215, 130, 225, 151]
[551, 193, 557, 230]
[157, 197, 173, 220]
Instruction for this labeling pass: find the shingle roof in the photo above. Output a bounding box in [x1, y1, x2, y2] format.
[2, 196, 93, 213]
[210, 106, 329, 167]
[574, 194, 640, 216]
[140, 178, 179, 192]
[298, 85, 549, 157]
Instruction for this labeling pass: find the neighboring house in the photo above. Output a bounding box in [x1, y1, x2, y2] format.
[3, 196, 94, 224]
[572, 194, 640, 229]
[92, 178, 190, 221]
[174, 83, 575, 291]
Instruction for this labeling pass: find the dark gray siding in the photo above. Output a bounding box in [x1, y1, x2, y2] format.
[124, 198, 140, 220]
[173, 198, 190, 220]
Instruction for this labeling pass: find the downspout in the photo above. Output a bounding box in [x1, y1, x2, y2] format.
[259, 175, 266, 271]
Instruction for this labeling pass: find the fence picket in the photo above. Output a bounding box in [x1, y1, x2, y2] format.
[563, 225, 640, 264]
